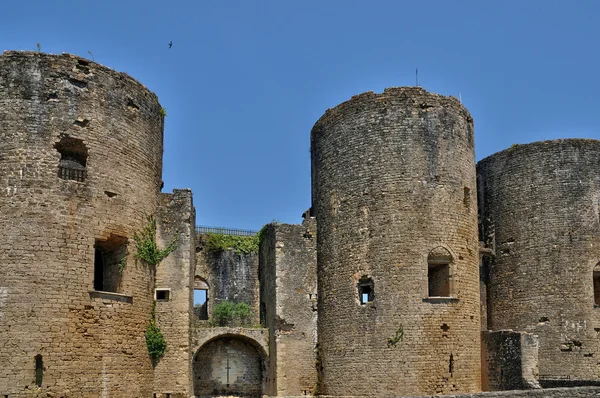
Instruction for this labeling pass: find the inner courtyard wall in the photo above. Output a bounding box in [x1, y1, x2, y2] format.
[195, 236, 260, 325]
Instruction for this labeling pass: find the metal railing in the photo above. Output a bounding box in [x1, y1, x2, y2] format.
[196, 226, 257, 236]
[58, 166, 86, 182]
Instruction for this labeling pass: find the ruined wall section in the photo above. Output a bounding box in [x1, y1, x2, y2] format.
[259, 219, 318, 396]
[478, 139, 600, 385]
[481, 330, 540, 391]
[154, 189, 195, 397]
[0, 51, 164, 397]
[195, 238, 260, 325]
[311, 87, 481, 396]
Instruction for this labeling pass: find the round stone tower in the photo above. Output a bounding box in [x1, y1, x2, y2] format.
[478, 139, 600, 386]
[0, 52, 163, 396]
[311, 87, 481, 396]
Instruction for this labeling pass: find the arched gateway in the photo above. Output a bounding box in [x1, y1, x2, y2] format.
[193, 334, 266, 397]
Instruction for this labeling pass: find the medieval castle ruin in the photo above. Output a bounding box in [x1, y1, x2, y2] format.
[1, 51, 600, 398]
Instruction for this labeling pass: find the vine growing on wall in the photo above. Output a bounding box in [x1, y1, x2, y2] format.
[387, 325, 404, 348]
[134, 216, 177, 266]
[133, 215, 176, 363]
[146, 303, 167, 361]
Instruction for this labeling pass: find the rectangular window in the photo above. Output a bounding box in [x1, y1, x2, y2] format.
[428, 263, 450, 297]
[94, 236, 127, 293]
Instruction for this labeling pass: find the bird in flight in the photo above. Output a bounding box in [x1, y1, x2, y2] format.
[169, 41, 173, 49]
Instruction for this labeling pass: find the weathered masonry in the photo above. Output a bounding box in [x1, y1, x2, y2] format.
[311, 88, 481, 396]
[2, 51, 600, 398]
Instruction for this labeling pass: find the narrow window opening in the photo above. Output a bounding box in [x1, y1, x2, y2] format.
[194, 276, 209, 320]
[94, 236, 127, 293]
[35, 354, 43, 387]
[428, 247, 454, 298]
[260, 302, 266, 326]
[593, 262, 600, 307]
[155, 289, 170, 302]
[358, 277, 374, 305]
[54, 136, 88, 182]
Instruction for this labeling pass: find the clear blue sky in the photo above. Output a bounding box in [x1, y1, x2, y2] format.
[3, 1, 600, 230]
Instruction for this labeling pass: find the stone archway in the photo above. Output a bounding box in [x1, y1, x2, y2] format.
[193, 334, 266, 397]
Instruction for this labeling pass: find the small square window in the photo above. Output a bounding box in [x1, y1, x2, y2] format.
[156, 289, 170, 302]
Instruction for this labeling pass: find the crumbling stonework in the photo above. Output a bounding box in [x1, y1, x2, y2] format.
[311, 87, 481, 396]
[259, 218, 318, 396]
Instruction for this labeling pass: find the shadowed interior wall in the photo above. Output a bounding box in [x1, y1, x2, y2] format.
[193, 336, 264, 397]
[0, 51, 164, 397]
[311, 87, 481, 396]
[478, 139, 600, 386]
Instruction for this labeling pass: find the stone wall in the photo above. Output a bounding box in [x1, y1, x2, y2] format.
[482, 330, 540, 391]
[278, 387, 600, 398]
[400, 386, 600, 398]
[478, 139, 600, 385]
[259, 219, 318, 396]
[195, 237, 260, 325]
[311, 87, 481, 396]
[0, 51, 163, 397]
[154, 189, 196, 397]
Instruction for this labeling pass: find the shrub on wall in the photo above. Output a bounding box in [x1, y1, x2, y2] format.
[205, 233, 258, 255]
[209, 301, 252, 327]
[134, 215, 177, 266]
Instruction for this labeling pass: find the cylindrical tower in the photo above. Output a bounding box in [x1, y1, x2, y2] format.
[0, 52, 163, 397]
[478, 139, 600, 386]
[311, 87, 481, 396]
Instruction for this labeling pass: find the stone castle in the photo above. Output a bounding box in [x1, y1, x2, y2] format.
[1, 51, 600, 398]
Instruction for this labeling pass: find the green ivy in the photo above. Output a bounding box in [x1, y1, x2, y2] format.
[134, 216, 177, 266]
[209, 301, 252, 327]
[146, 303, 167, 360]
[204, 224, 270, 255]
